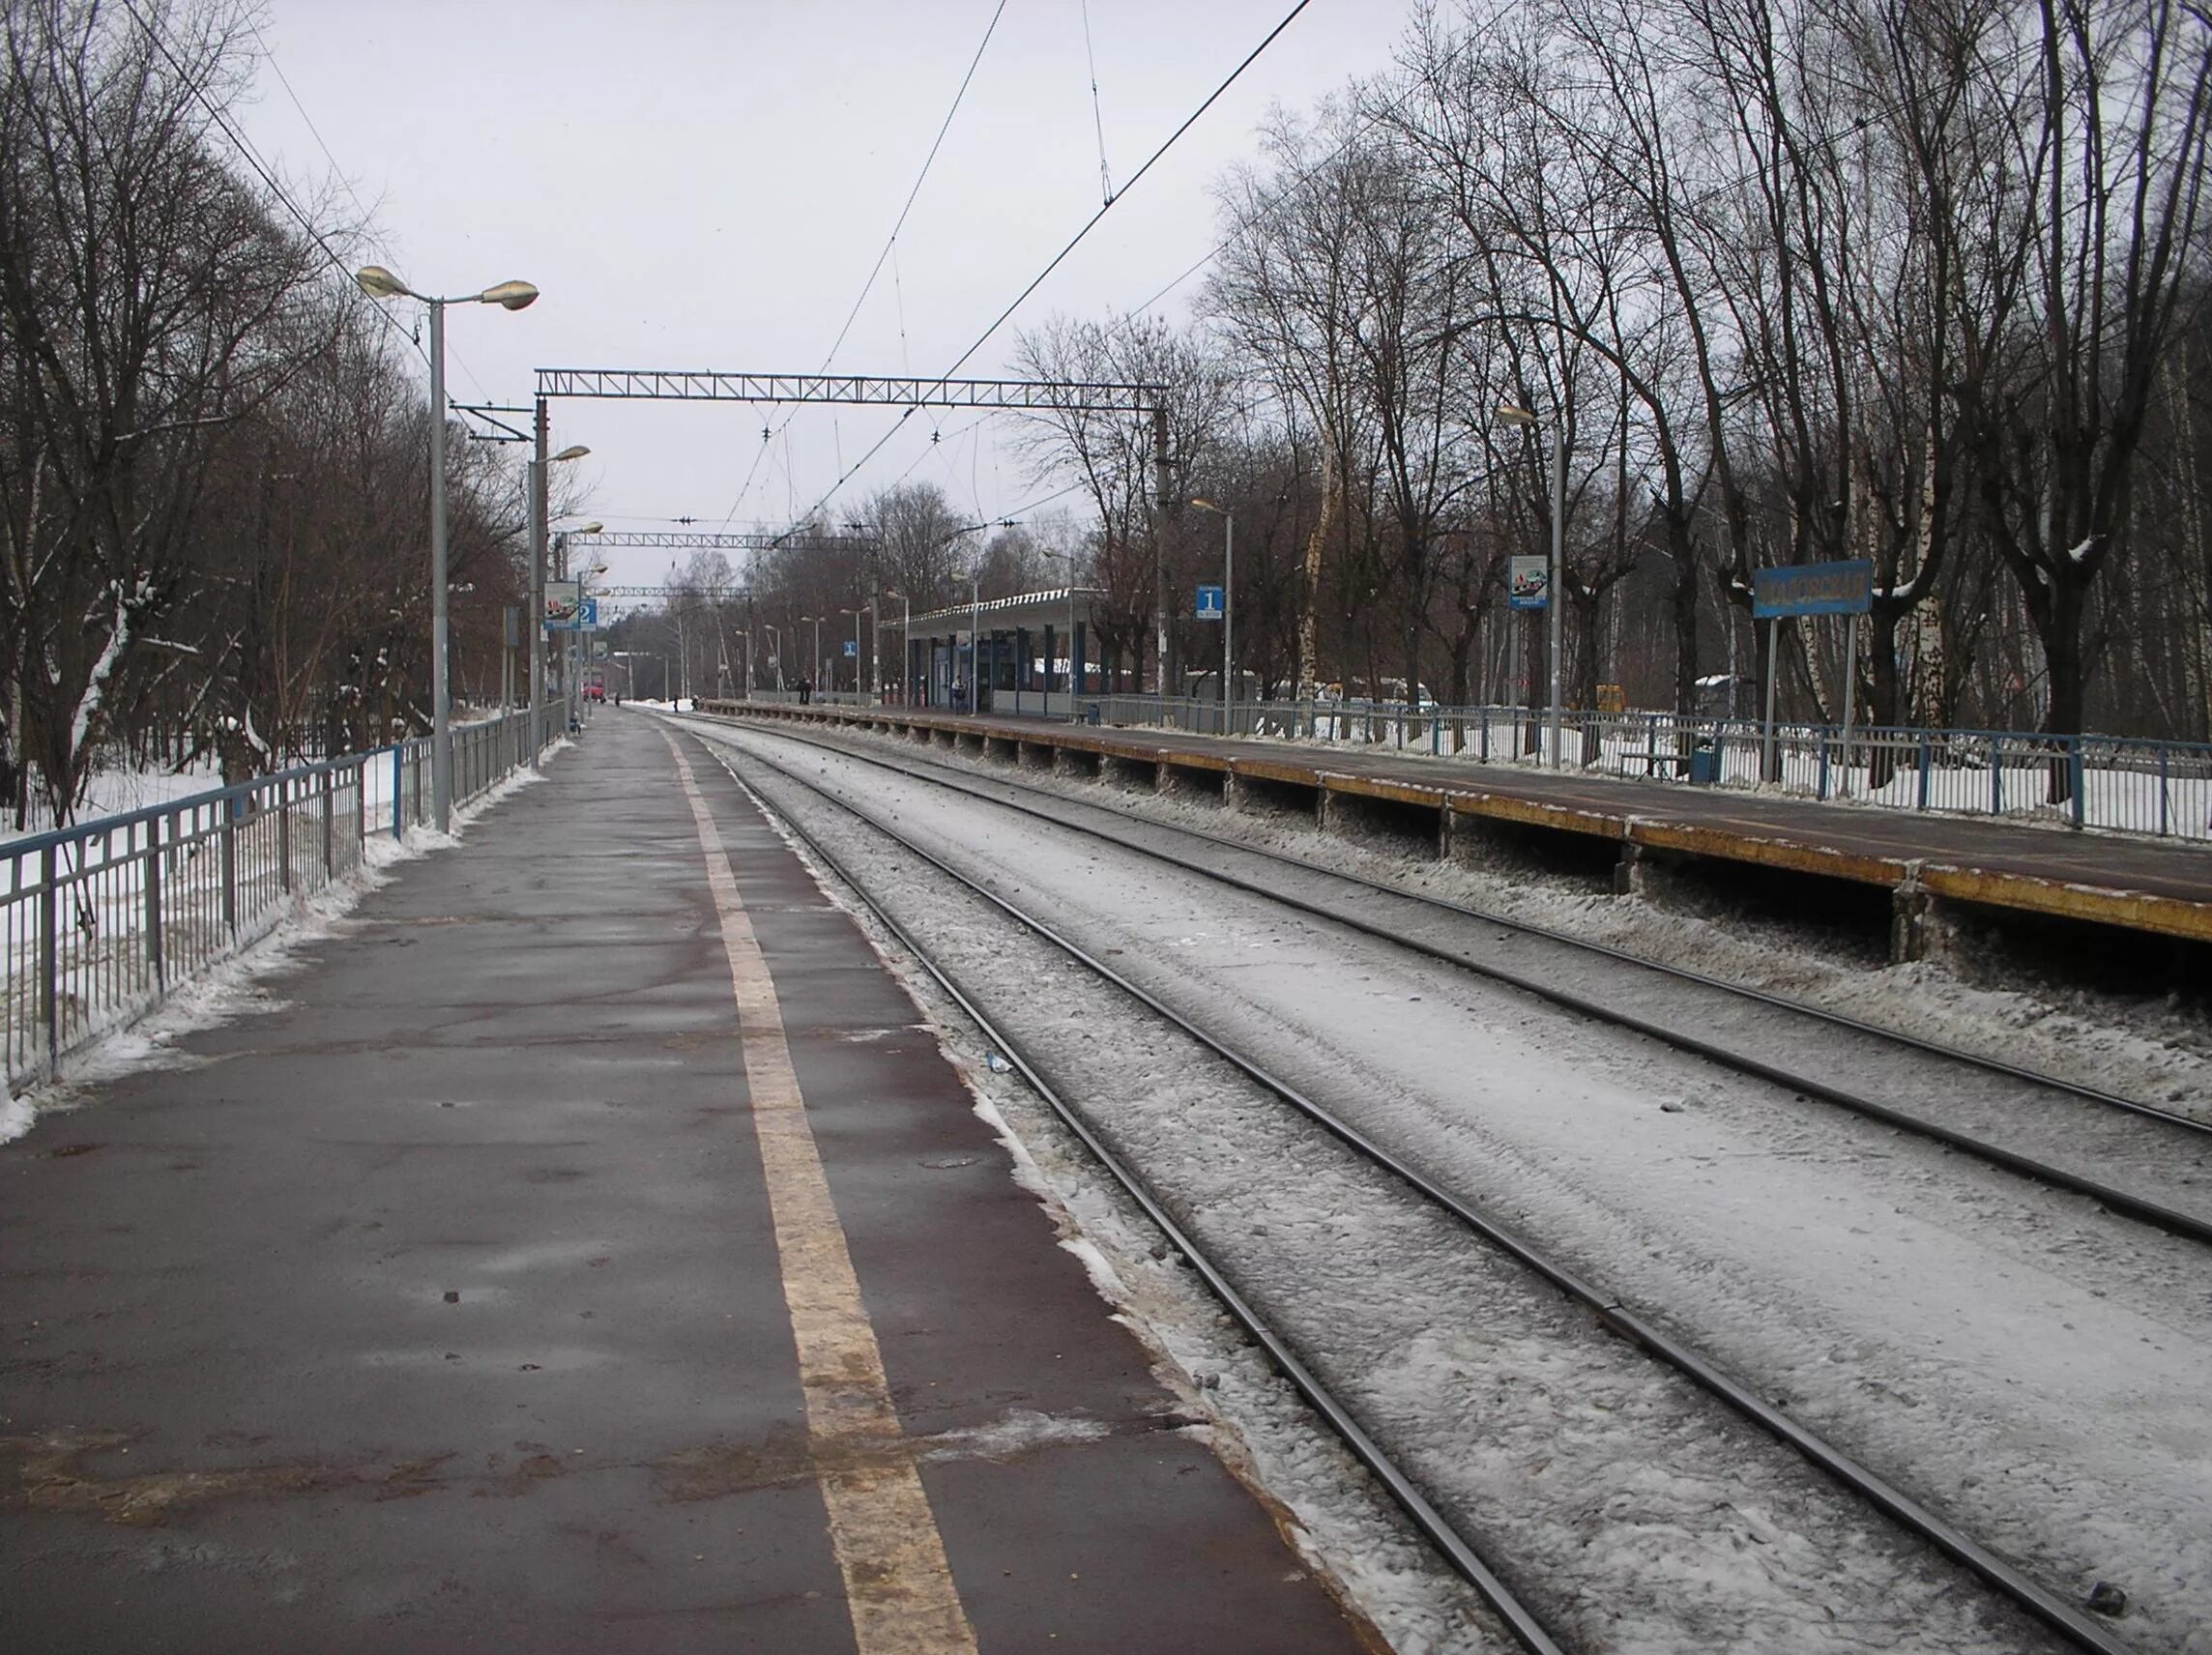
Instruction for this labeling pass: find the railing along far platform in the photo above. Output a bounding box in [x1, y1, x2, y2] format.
[2, 708, 558, 1091]
[717, 690, 2212, 843]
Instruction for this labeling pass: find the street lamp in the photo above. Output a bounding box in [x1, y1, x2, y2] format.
[800, 615, 826, 700]
[356, 264, 538, 832]
[1498, 404, 1564, 768]
[883, 591, 911, 705]
[527, 443, 590, 769]
[763, 624, 785, 692]
[1190, 499, 1236, 734]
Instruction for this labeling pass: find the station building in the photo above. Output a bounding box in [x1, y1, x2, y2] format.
[901, 586, 1120, 714]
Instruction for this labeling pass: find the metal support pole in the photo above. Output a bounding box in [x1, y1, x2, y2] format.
[1761, 617, 1781, 783]
[1547, 425, 1564, 768]
[428, 298, 452, 832]
[1509, 606, 1522, 755]
[1152, 406, 1171, 694]
[1223, 509, 1236, 736]
[529, 399, 548, 769]
[1837, 612, 1859, 797]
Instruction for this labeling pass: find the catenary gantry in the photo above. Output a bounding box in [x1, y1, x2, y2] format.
[535, 368, 1161, 414]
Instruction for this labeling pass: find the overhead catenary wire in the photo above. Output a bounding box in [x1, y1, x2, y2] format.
[723, 0, 1009, 526]
[776, 0, 1316, 537]
[935, 0, 1313, 385]
[1080, 0, 1114, 205]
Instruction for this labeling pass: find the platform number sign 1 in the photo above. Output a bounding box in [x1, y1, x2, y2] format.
[1194, 585, 1225, 621]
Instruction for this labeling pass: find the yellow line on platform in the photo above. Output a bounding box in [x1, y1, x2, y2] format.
[663, 729, 977, 1655]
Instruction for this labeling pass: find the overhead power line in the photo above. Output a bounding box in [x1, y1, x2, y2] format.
[723, 0, 1009, 526]
[780, 0, 1315, 533]
[937, 0, 1313, 383]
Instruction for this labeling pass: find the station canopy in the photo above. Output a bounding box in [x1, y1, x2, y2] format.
[905, 587, 1106, 636]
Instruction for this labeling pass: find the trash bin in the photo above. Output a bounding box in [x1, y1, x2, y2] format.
[1688, 740, 1721, 786]
[1084, 706, 1101, 726]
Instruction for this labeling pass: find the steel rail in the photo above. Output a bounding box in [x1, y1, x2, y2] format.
[713, 713, 2203, 1133]
[688, 712, 2212, 1247]
[690, 740, 1569, 1655]
[708, 729, 2137, 1655]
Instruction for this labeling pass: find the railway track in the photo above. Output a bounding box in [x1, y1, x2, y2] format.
[696, 725, 2138, 1655]
[681, 711, 2212, 1249]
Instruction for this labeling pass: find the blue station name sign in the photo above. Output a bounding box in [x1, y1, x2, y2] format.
[1752, 558, 1875, 620]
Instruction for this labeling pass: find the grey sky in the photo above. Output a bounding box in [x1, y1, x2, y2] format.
[236, 1, 1421, 593]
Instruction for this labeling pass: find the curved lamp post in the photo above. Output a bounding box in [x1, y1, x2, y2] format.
[357, 265, 538, 830]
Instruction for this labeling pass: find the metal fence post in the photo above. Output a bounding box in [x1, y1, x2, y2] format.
[2068, 740, 2085, 829]
[1817, 735, 1831, 800]
[145, 822, 165, 990]
[276, 777, 292, 893]
[321, 769, 335, 880]
[1917, 740, 1932, 811]
[1992, 738, 2003, 814]
[393, 745, 404, 841]
[39, 843, 58, 1068]
[2159, 745, 2171, 837]
[220, 796, 238, 935]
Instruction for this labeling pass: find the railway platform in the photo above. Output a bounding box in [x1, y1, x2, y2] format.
[0, 715, 1374, 1653]
[712, 701, 2212, 959]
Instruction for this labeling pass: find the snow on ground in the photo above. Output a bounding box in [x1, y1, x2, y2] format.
[694, 720, 2212, 1654]
[765, 713, 2212, 1116]
[0, 748, 564, 1145]
[713, 736, 2081, 1655]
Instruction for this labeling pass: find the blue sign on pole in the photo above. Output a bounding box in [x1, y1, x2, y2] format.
[1753, 559, 1874, 619]
[1195, 585, 1224, 621]
[842, 639, 858, 657]
[1507, 555, 1549, 611]
[545, 595, 598, 631]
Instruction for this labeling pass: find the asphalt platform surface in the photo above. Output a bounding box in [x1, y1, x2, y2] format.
[0, 712, 1374, 1653]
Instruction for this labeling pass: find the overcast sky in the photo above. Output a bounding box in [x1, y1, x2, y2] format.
[234, 0, 1424, 593]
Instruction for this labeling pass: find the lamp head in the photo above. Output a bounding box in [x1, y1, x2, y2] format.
[576, 521, 603, 535]
[1496, 404, 1537, 426]
[480, 280, 539, 311]
[551, 445, 590, 463]
[354, 264, 411, 301]
[1189, 496, 1223, 514]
